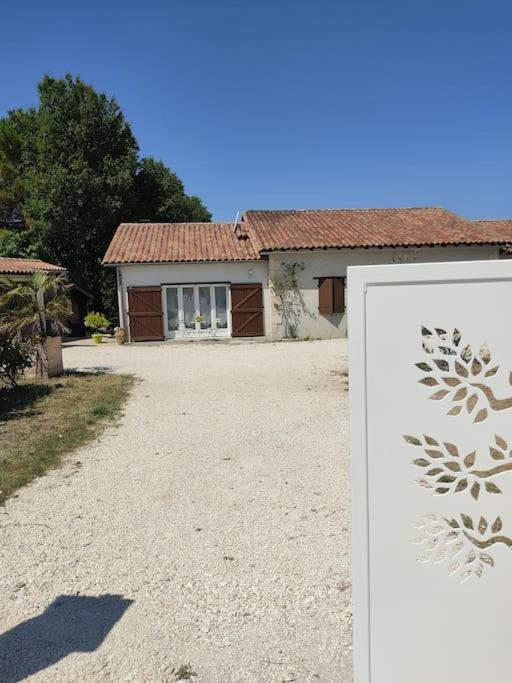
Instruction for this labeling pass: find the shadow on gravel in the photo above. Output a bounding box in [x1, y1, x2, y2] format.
[0, 594, 133, 682]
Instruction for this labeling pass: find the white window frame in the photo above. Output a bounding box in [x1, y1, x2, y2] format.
[162, 284, 231, 339]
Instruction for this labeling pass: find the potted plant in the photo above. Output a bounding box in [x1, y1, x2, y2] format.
[0, 272, 70, 379]
[84, 311, 110, 344]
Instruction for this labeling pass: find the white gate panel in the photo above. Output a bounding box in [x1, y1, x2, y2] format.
[348, 260, 512, 683]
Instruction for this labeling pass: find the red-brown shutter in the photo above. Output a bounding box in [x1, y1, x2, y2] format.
[333, 277, 345, 313]
[318, 277, 346, 314]
[318, 278, 334, 314]
[231, 284, 264, 337]
[127, 287, 164, 341]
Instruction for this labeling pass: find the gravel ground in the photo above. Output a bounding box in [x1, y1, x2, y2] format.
[0, 338, 352, 682]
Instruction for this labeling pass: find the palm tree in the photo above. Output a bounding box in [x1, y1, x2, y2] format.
[0, 272, 70, 378]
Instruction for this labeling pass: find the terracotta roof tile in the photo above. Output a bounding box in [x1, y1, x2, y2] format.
[243, 207, 512, 251]
[103, 223, 261, 264]
[0, 257, 65, 275]
[103, 209, 512, 265]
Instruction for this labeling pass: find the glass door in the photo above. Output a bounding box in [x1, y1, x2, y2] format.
[164, 284, 230, 338]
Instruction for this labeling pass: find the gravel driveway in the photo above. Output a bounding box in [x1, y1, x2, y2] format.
[0, 338, 352, 682]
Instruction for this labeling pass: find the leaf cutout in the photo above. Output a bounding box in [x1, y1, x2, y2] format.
[464, 451, 476, 468]
[444, 442, 459, 457]
[492, 517, 503, 533]
[453, 329, 461, 346]
[474, 408, 488, 424]
[445, 462, 461, 472]
[471, 482, 480, 501]
[435, 487, 450, 494]
[461, 514, 474, 530]
[439, 346, 456, 356]
[413, 458, 430, 467]
[419, 377, 438, 386]
[490, 447, 505, 461]
[485, 366, 499, 377]
[466, 393, 478, 413]
[479, 343, 491, 364]
[478, 517, 488, 534]
[471, 358, 482, 376]
[431, 389, 450, 400]
[416, 362, 432, 372]
[448, 560, 461, 575]
[454, 361, 468, 378]
[448, 406, 462, 416]
[426, 467, 443, 476]
[423, 342, 434, 354]
[421, 326, 432, 336]
[443, 377, 461, 387]
[437, 475, 456, 483]
[417, 479, 433, 489]
[461, 345, 472, 363]
[424, 435, 439, 446]
[433, 359, 449, 372]
[466, 549, 477, 564]
[454, 479, 468, 493]
[425, 449, 444, 459]
[435, 328, 447, 339]
[495, 435, 508, 450]
[485, 482, 501, 494]
[452, 387, 468, 401]
[480, 553, 494, 567]
[404, 435, 422, 445]
[447, 518, 460, 529]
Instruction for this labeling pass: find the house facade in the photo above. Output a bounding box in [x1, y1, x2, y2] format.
[102, 208, 512, 342]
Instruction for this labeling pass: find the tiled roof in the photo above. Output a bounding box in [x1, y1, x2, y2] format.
[102, 223, 261, 264]
[0, 257, 65, 275]
[103, 209, 512, 265]
[243, 207, 512, 251]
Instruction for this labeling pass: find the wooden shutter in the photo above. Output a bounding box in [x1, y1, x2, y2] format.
[318, 278, 334, 314]
[127, 287, 164, 341]
[333, 277, 345, 312]
[231, 283, 264, 337]
[318, 277, 345, 314]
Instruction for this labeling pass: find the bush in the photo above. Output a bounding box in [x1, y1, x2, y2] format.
[84, 311, 110, 334]
[0, 333, 34, 388]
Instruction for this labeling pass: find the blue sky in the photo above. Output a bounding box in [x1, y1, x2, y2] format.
[2, 0, 511, 220]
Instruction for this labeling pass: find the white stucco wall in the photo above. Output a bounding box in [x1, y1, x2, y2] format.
[268, 245, 500, 339]
[115, 261, 271, 338]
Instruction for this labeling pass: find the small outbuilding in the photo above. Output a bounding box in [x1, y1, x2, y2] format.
[0, 257, 92, 337]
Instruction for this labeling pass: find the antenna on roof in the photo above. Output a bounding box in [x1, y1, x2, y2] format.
[233, 210, 241, 237]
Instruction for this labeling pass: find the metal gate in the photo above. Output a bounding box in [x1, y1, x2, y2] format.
[348, 260, 512, 682]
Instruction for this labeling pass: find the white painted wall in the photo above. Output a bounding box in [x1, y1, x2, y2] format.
[268, 245, 500, 339]
[116, 261, 271, 338]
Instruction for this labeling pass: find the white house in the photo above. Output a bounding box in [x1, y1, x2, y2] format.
[102, 207, 512, 342]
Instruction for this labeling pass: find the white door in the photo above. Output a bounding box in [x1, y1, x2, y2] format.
[349, 260, 512, 683]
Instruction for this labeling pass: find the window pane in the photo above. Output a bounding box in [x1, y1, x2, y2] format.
[183, 287, 195, 329]
[215, 286, 228, 329]
[166, 288, 179, 331]
[199, 287, 211, 329]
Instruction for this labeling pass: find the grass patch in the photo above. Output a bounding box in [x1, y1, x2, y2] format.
[0, 371, 134, 504]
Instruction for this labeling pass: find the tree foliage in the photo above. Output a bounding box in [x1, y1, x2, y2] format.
[0, 74, 211, 316]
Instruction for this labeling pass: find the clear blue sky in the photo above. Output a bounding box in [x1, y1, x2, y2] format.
[2, 0, 511, 221]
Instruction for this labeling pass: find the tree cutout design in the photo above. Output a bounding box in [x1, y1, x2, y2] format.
[405, 434, 512, 500]
[417, 326, 512, 423]
[412, 514, 512, 582]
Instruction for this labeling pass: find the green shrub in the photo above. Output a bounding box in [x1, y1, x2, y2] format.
[0, 333, 34, 388]
[84, 311, 110, 333]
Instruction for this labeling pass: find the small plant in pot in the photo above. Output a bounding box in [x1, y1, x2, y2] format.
[85, 312, 110, 344]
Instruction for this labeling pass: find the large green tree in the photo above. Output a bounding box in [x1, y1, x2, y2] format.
[0, 74, 211, 318]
